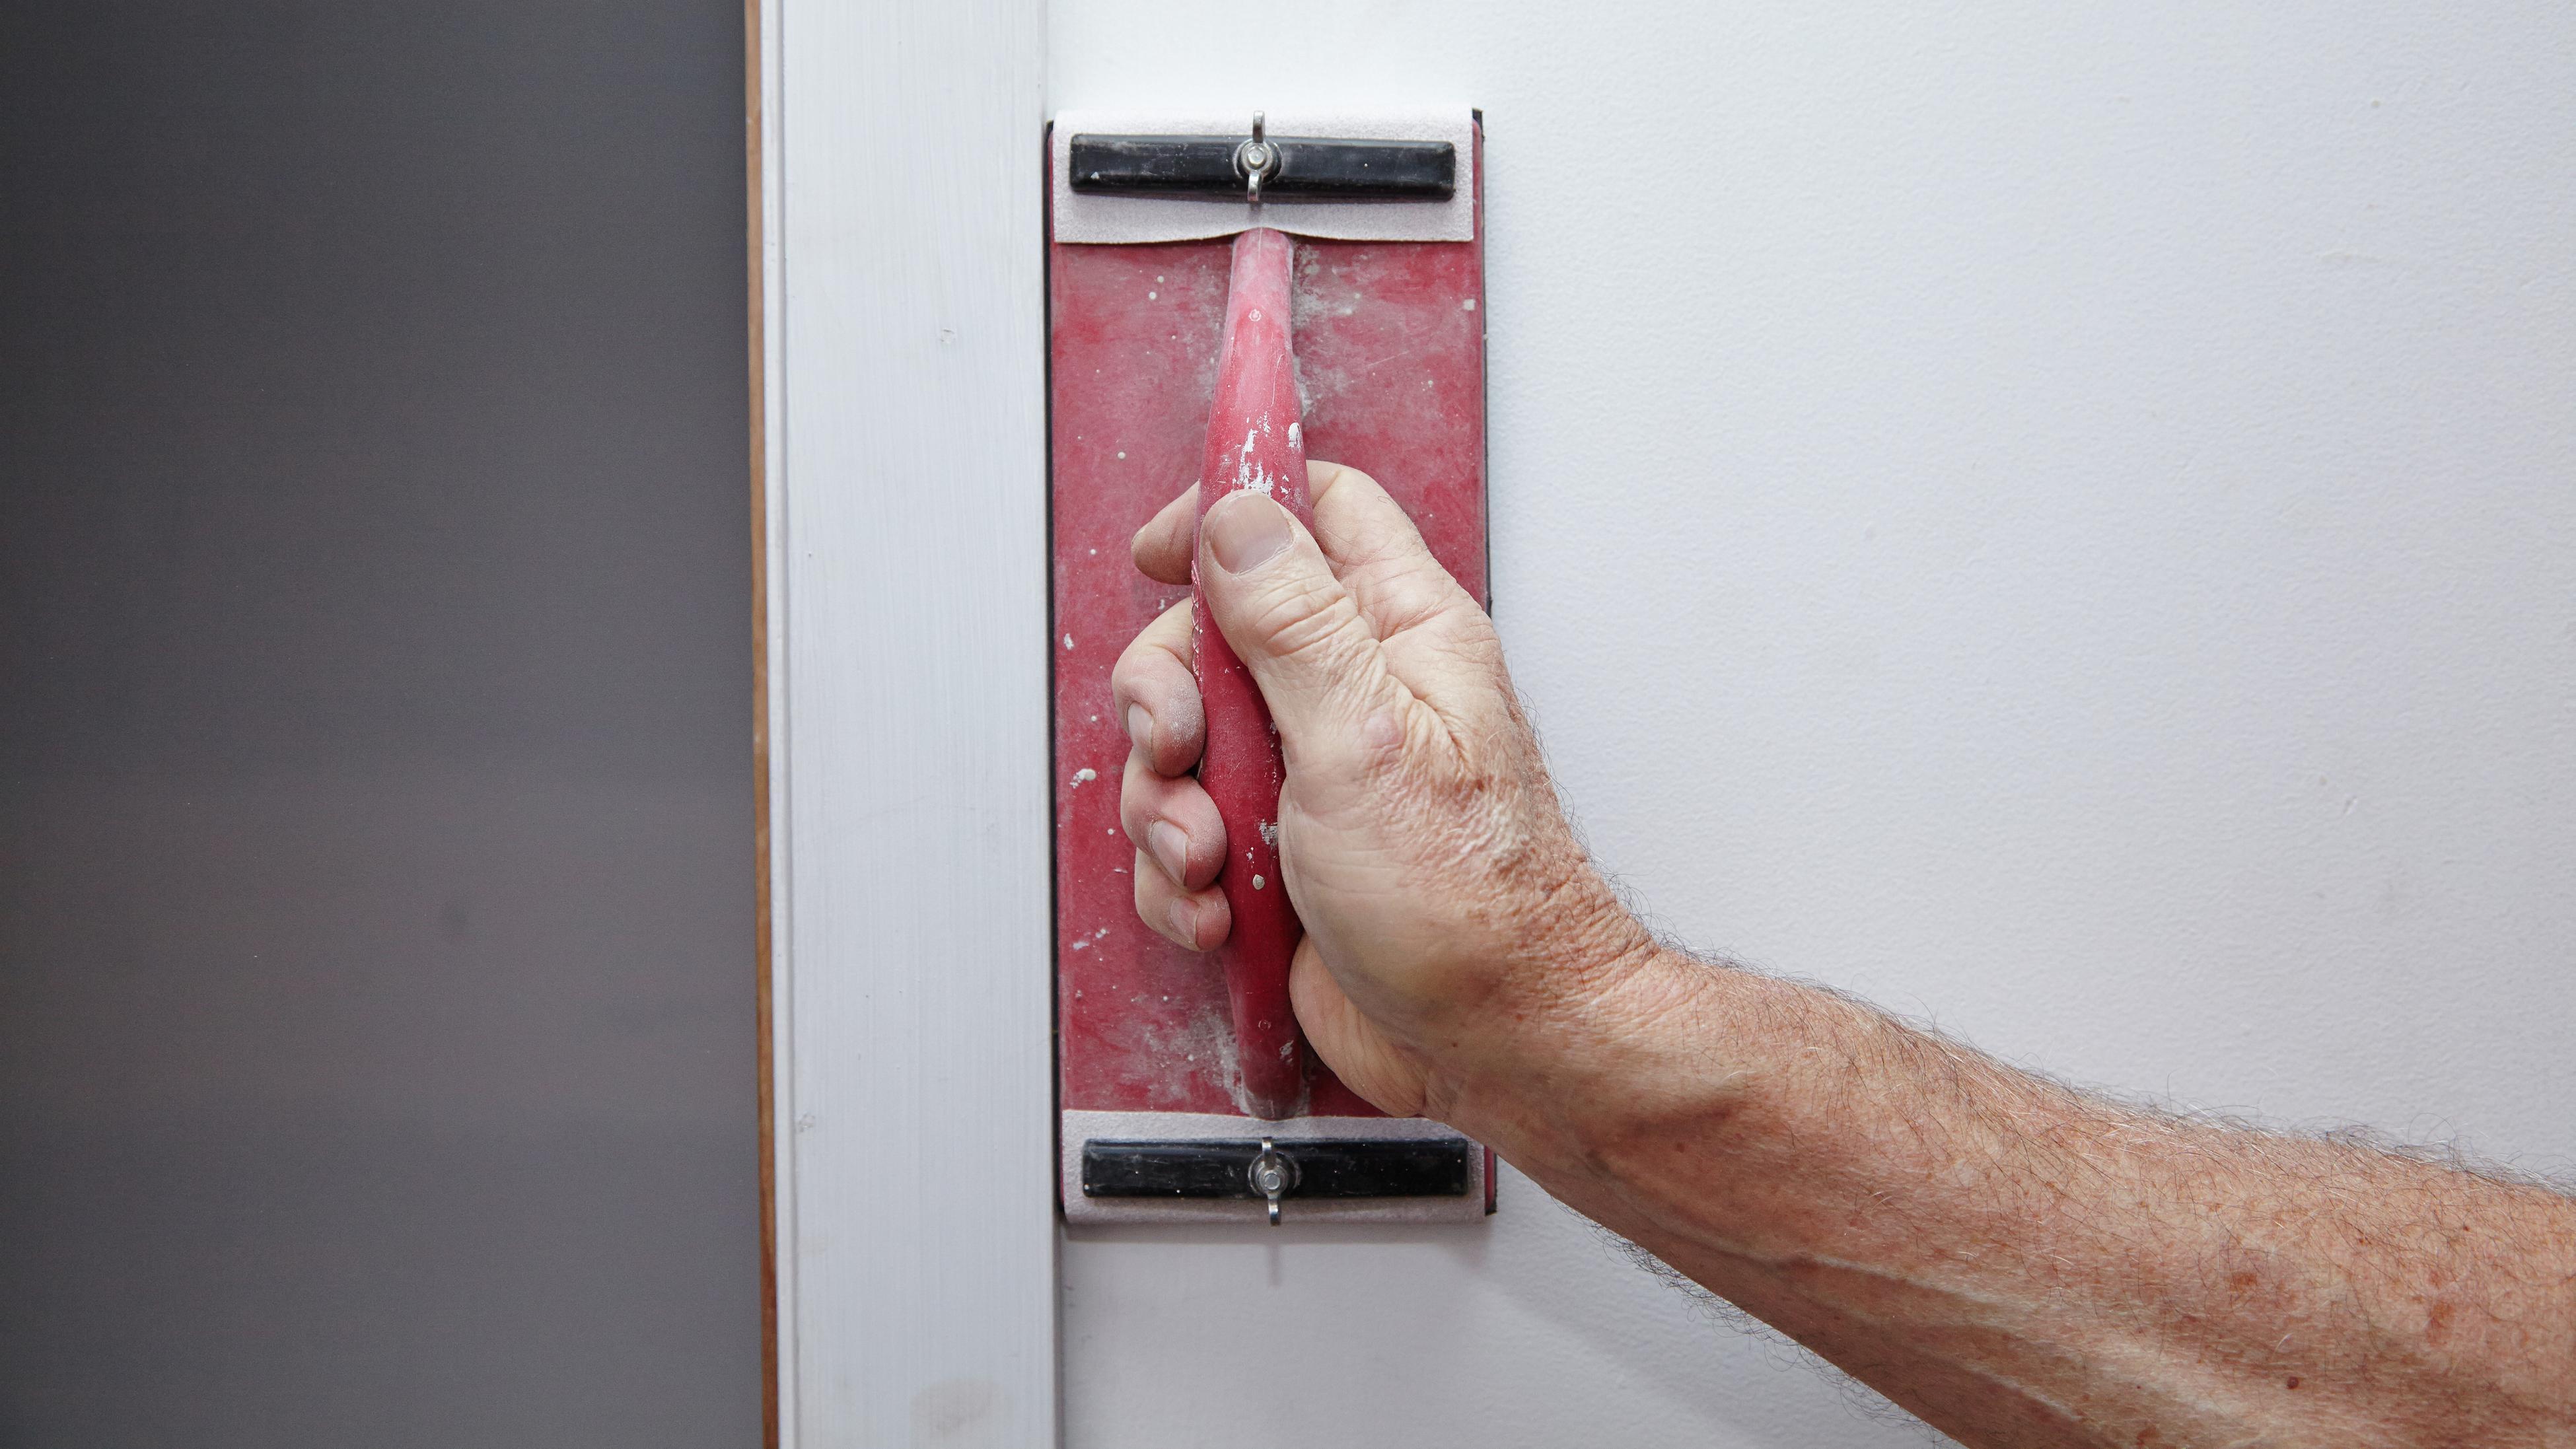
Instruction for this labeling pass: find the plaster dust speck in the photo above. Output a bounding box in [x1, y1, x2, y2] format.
[1052, 3, 2576, 1446]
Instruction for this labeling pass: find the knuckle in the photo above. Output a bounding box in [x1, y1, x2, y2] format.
[1312, 460, 1371, 497]
[1111, 635, 1168, 693]
[1112, 602, 1196, 701]
[1240, 575, 1362, 664]
[1108, 654, 1149, 710]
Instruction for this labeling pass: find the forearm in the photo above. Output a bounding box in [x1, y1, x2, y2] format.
[1435, 947, 2576, 1448]
[1116, 470, 2572, 1440]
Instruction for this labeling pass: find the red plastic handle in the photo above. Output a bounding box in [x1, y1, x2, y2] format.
[1194, 227, 1310, 1119]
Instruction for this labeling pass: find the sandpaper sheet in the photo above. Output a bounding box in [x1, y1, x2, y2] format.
[1050, 131, 1487, 1120]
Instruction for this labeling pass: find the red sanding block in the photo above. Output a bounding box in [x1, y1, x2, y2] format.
[1050, 110, 1492, 1225]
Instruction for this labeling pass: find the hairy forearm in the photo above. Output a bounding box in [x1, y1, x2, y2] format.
[1437, 948, 2576, 1448]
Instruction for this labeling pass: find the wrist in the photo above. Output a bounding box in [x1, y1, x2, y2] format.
[1424, 913, 1735, 1184]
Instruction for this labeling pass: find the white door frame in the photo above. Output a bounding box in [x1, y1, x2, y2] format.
[755, 1, 1057, 1443]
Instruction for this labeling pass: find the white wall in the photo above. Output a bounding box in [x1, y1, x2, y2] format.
[1050, 5, 2576, 1444]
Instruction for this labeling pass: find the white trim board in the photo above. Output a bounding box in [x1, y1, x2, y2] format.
[763, 1, 1056, 1444]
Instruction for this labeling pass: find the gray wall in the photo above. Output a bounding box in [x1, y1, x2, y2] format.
[0, 2, 762, 1444]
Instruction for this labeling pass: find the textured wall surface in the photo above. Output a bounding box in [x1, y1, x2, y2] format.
[0, 3, 762, 1444]
[1051, 5, 2576, 1444]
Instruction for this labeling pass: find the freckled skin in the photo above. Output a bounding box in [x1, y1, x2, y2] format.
[1112, 463, 2576, 1448]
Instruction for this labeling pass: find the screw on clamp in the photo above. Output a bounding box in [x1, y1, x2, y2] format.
[1234, 112, 1279, 206]
[1248, 1137, 1295, 1226]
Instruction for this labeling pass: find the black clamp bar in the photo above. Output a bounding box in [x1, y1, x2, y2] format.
[1068, 129, 1455, 203]
[1081, 1137, 1472, 1201]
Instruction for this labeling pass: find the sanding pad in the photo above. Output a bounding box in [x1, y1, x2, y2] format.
[1050, 111, 1491, 1225]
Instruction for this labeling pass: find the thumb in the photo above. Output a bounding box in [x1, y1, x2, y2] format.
[1198, 490, 1403, 750]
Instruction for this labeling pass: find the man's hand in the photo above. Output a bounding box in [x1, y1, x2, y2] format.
[1110, 462, 1653, 1117]
[1104, 461, 2576, 1449]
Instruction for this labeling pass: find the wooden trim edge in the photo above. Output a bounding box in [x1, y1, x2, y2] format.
[746, 0, 778, 1439]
